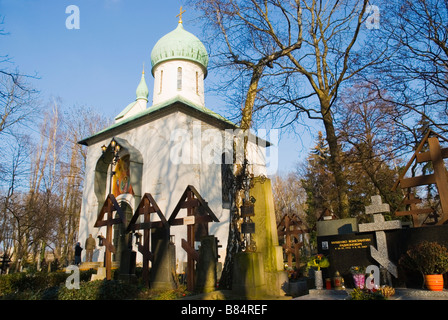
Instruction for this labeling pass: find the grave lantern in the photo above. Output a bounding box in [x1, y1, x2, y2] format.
[241, 197, 257, 251]
[134, 232, 142, 246]
[97, 234, 105, 247]
[241, 199, 256, 234]
[333, 271, 343, 290]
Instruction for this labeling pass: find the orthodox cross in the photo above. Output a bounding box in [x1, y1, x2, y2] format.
[94, 194, 127, 280]
[358, 195, 402, 278]
[177, 6, 186, 23]
[277, 214, 307, 269]
[126, 193, 169, 286]
[168, 185, 219, 292]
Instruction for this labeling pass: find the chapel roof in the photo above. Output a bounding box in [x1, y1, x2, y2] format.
[78, 96, 238, 146]
[150, 22, 209, 77]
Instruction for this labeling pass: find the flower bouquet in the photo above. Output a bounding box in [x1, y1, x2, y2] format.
[307, 254, 330, 271]
[350, 266, 366, 289]
[307, 254, 330, 290]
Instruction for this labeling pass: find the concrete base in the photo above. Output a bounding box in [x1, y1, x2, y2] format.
[232, 252, 267, 299]
[79, 262, 101, 271]
[91, 267, 106, 281]
[265, 270, 289, 296]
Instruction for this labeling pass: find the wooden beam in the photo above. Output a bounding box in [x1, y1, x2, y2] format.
[181, 239, 199, 261]
[429, 137, 448, 218]
[395, 208, 434, 216]
[180, 198, 200, 208]
[416, 147, 448, 163]
[392, 130, 432, 191]
[399, 174, 436, 188]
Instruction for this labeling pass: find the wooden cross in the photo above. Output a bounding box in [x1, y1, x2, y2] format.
[277, 214, 307, 269]
[168, 185, 219, 292]
[395, 193, 434, 227]
[126, 193, 169, 286]
[94, 194, 127, 280]
[177, 6, 186, 23]
[393, 132, 448, 225]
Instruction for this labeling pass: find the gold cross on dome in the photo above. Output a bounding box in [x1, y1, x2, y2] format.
[177, 6, 186, 23]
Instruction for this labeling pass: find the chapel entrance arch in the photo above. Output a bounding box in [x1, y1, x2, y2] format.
[94, 137, 143, 214]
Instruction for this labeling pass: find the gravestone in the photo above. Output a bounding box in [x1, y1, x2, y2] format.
[195, 235, 219, 293]
[150, 228, 176, 289]
[247, 177, 288, 297]
[358, 195, 401, 278]
[318, 232, 376, 287]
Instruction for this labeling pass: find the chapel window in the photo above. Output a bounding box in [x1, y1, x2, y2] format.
[196, 71, 199, 95]
[177, 67, 182, 90]
[159, 70, 163, 94]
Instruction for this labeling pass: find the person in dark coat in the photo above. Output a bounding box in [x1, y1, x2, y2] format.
[74, 242, 83, 265]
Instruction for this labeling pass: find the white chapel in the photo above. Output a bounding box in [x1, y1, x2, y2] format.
[77, 16, 270, 272]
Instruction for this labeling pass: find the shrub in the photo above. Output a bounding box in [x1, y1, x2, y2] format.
[349, 288, 387, 300]
[399, 241, 448, 275]
[57, 279, 139, 300]
[0, 269, 98, 299]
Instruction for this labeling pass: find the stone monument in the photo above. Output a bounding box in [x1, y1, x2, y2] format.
[358, 195, 401, 278]
[232, 177, 288, 298]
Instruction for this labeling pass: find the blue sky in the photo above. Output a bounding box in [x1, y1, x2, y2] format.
[1, 0, 313, 175]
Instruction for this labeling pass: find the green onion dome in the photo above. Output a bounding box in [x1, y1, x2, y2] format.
[150, 23, 209, 77]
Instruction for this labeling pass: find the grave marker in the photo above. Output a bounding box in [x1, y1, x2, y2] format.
[94, 194, 127, 280]
[126, 193, 169, 286]
[393, 132, 448, 225]
[168, 185, 219, 292]
[358, 195, 401, 278]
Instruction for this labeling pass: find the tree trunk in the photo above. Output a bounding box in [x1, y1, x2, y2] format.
[219, 64, 264, 289]
[321, 101, 349, 218]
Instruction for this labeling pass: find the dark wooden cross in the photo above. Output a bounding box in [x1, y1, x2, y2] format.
[168, 185, 219, 292]
[393, 131, 448, 225]
[126, 193, 169, 286]
[94, 194, 127, 280]
[277, 214, 307, 269]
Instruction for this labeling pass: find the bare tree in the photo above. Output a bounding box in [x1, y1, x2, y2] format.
[0, 134, 31, 260]
[188, 0, 392, 288]
[0, 74, 38, 137]
[0, 17, 39, 137]
[191, 0, 390, 218]
[367, 0, 448, 136]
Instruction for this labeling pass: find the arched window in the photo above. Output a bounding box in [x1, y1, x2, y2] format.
[159, 70, 163, 94]
[196, 71, 199, 95]
[177, 67, 182, 90]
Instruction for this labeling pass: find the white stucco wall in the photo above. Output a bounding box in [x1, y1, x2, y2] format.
[78, 109, 269, 272]
[152, 59, 206, 107]
[79, 112, 223, 270]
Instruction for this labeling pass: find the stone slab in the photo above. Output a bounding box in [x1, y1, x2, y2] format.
[358, 214, 402, 232]
[316, 218, 358, 236]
